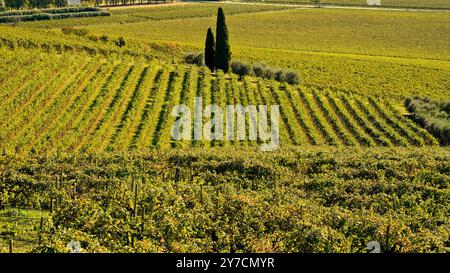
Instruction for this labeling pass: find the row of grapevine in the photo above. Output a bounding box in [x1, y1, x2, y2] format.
[107, 62, 159, 151]
[298, 89, 338, 145]
[257, 80, 293, 146]
[130, 66, 170, 150]
[354, 98, 408, 146]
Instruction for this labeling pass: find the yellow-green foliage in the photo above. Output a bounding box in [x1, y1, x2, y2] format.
[0, 3, 449, 253]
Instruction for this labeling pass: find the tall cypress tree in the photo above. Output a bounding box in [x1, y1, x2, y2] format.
[215, 7, 231, 73]
[205, 28, 216, 72]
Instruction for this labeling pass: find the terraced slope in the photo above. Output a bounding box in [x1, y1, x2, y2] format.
[0, 49, 438, 154]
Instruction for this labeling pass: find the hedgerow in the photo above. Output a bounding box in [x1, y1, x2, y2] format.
[231, 60, 301, 85]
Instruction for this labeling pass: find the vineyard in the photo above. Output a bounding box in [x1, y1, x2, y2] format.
[0, 48, 439, 155]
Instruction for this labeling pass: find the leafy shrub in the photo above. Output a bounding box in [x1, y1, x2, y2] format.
[42, 7, 100, 14]
[184, 52, 204, 66]
[253, 63, 265, 78]
[404, 97, 450, 144]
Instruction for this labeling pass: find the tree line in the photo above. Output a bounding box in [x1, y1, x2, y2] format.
[204, 7, 231, 73]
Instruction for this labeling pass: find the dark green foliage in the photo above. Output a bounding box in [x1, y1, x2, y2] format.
[204, 27, 215, 72]
[114, 36, 126, 47]
[100, 34, 110, 42]
[215, 7, 231, 73]
[61, 26, 89, 36]
[54, 0, 68, 8]
[184, 52, 204, 66]
[405, 97, 450, 144]
[311, 0, 321, 7]
[275, 69, 287, 82]
[28, 0, 52, 9]
[285, 71, 301, 85]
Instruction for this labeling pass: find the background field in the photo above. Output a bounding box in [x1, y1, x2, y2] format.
[0, 49, 439, 155]
[14, 4, 450, 102]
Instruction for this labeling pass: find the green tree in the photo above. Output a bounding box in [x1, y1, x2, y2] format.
[215, 7, 231, 73]
[4, 0, 25, 9]
[204, 27, 216, 72]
